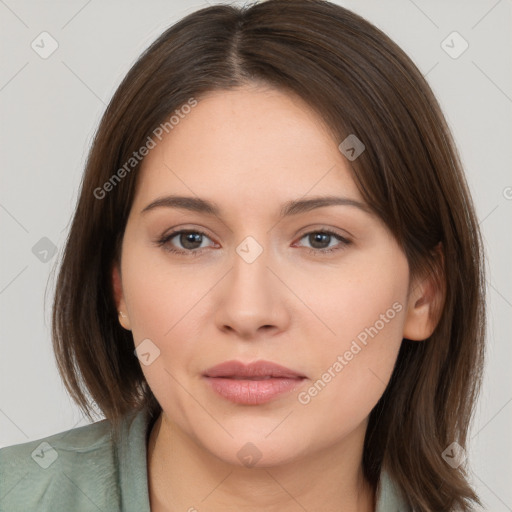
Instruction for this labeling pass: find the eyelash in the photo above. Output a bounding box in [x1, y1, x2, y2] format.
[154, 228, 352, 257]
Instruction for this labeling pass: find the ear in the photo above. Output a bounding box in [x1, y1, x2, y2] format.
[403, 243, 445, 341]
[112, 263, 132, 331]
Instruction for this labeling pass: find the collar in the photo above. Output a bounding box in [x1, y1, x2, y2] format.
[117, 408, 410, 511]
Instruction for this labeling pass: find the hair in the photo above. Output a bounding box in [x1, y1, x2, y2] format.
[51, 1, 486, 510]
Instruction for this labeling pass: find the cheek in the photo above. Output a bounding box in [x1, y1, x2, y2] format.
[297, 253, 408, 410]
[120, 243, 237, 403]
[122, 237, 209, 336]
[120, 244, 204, 373]
[303, 250, 408, 346]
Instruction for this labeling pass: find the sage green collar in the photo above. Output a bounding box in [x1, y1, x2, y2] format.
[117, 408, 410, 511]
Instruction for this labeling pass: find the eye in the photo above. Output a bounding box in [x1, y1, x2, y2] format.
[295, 229, 352, 255]
[155, 229, 216, 256]
[154, 228, 352, 257]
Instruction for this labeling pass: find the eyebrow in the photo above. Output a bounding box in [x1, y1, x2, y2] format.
[140, 194, 372, 218]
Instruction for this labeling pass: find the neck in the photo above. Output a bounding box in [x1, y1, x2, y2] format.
[147, 412, 375, 512]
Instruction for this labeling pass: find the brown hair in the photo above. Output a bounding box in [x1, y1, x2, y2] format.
[51, 1, 486, 510]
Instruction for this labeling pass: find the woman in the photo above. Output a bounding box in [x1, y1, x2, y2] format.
[0, 1, 485, 511]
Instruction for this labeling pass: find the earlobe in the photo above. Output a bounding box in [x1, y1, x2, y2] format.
[402, 244, 445, 341]
[112, 263, 132, 331]
[402, 290, 435, 341]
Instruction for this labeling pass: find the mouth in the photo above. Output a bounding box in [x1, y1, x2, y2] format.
[202, 360, 307, 404]
[203, 359, 306, 379]
[216, 376, 294, 380]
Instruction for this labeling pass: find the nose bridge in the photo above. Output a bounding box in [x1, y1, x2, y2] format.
[231, 234, 275, 311]
[214, 233, 287, 336]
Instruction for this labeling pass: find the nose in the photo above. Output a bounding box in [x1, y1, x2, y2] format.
[214, 242, 291, 340]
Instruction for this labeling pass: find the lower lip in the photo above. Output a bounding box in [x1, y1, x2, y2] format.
[203, 376, 306, 404]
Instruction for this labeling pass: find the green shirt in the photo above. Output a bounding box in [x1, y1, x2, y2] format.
[0, 408, 410, 511]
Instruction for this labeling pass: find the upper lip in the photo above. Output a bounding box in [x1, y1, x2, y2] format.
[203, 360, 306, 379]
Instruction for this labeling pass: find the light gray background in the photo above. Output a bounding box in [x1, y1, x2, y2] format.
[1, 0, 511, 510]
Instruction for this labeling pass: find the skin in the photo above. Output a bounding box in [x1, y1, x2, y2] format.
[112, 84, 442, 512]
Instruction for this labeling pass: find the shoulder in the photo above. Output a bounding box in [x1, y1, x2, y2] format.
[0, 416, 120, 512]
[376, 469, 414, 512]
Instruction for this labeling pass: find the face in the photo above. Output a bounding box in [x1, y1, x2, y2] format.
[113, 85, 429, 467]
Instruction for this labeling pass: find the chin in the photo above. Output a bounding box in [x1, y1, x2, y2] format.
[200, 431, 310, 469]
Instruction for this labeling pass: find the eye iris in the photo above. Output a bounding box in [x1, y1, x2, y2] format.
[310, 233, 330, 249]
[181, 232, 203, 250]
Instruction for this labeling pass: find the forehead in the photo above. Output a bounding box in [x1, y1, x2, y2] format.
[132, 86, 362, 211]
